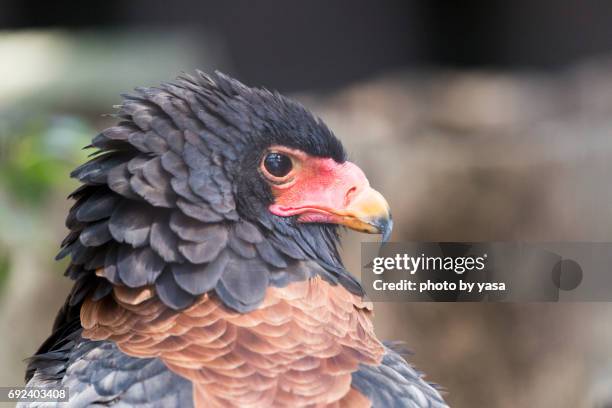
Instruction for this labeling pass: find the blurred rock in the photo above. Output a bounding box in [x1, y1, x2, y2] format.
[0, 29, 227, 112]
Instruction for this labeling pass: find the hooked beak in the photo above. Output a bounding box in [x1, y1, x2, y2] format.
[268, 160, 393, 241]
[329, 186, 393, 242]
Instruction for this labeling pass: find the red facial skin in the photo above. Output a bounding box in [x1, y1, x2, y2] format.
[264, 146, 390, 234]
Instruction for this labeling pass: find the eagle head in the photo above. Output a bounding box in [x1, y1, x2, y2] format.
[60, 71, 392, 313]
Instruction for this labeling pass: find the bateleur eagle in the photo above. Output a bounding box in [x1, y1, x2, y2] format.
[23, 72, 448, 408]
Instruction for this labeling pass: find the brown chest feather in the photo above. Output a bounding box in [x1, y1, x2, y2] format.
[81, 276, 383, 407]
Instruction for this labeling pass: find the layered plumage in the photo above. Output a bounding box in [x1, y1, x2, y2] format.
[24, 71, 448, 407]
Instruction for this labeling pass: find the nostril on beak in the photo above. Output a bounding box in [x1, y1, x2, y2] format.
[344, 186, 358, 206]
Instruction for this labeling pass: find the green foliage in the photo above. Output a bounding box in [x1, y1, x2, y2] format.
[0, 114, 93, 292]
[0, 247, 8, 294]
[0, 115, 92, 205]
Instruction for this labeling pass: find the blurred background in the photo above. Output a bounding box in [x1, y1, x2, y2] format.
[2, 1, 612, 407]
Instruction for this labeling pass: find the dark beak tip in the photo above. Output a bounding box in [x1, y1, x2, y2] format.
[376, 214, 393, 242]
[382, 220, 393, 242]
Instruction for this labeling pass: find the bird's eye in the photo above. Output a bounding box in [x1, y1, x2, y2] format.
[263, 152, 293, 178]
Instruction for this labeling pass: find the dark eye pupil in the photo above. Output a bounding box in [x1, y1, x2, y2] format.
[264, 153, 292, 177]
